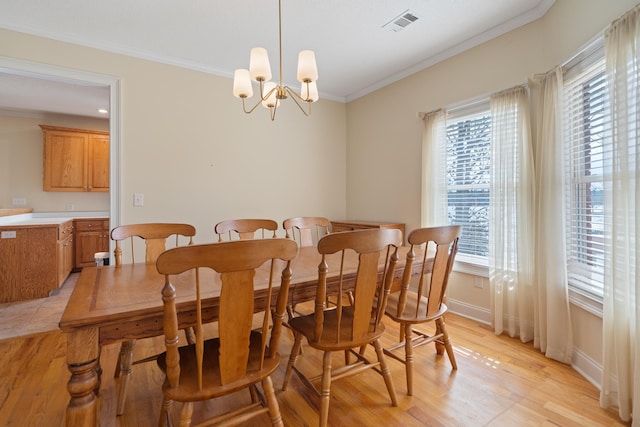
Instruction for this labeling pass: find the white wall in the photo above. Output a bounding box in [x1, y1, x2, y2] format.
[0, 29, 348, 243]
[345, 0, 640, 387]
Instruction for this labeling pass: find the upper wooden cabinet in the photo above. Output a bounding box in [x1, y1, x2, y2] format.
[40, 125, 110, 192]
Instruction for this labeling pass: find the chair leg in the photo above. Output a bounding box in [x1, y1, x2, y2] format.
[319, 351, 332, 427]
[285, 306, 302, 354]
[116, 339, 135, 415]
[437, 317, 457, 370]
[434, 321, 445, 355]
[179, 402, 193, 427]
[158, 396, 172, 427]
[262, 376, 284, 427]
[114, 342, 125, 378]
[282, 332, 303, 391]
[249, 384, 259, 403]
[403, 323, 414, 396]
[372, 339, 398, 406]
[183, 327, 196, 345]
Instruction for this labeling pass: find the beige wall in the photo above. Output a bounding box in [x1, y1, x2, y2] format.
[0, 114, 110, 212]
[0, 29, 347, 242]
[1, 0, 636, 388]
[346, 0, 639, 386]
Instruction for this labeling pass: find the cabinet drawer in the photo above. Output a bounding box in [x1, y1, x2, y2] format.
[58, 221, 74, 240]
[75, 219, 108, 232]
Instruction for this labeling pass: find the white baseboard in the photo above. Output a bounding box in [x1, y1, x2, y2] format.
[571, 347, 603, 390]
[447, 297, 491, 325]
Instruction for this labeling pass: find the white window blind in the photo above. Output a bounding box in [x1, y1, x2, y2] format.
[446, 110, 491, 260]
[563, 59, 609, 299]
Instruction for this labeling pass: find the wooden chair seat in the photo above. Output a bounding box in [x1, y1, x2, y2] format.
[288, 307, 383, 352]
[385, 291, 448, 323]
[157, 331, 280, 401]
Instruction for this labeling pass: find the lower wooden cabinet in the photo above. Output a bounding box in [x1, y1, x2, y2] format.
[0, 217, 109, 303]
[0, 225, 58, 303]
[57, 220, 74, 286]
[74, 218, 110, 268]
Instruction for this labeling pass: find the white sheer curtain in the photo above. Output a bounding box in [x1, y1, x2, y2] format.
[421, 109, 448, 226]
[489, 86, 536, 341]
[527, 68, 574, 363]
[600, 6, 640, 423]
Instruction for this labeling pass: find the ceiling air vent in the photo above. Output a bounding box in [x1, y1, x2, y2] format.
[382, 10, 419, 32]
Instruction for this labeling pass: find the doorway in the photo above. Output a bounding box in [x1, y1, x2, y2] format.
[0, 56, 120, 228]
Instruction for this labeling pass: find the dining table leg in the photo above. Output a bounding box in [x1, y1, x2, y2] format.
[65, 328, 100, 427]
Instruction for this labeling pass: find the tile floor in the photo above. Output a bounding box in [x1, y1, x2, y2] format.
[0, 273, 78, 341]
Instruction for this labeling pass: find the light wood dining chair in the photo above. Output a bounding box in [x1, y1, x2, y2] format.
[155, 238, 297, 427]
[110, 222, 196, 416]
[282, 216, 330, 247]
[383, 225, 461, 396]
[214, 218, 278, 241]
[281, 228, 402, 427]
[283, 216, 331, 319]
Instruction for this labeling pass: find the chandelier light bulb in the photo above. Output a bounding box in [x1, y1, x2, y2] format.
[233, 69, 253, 98]
[261, 82, 279, 108]
[249, 47, 272, 82]
[297, 50, 318, 83]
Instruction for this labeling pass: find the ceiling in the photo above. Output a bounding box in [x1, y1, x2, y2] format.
[0, 0, 555, 118]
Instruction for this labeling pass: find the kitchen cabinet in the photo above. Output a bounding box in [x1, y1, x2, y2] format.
[330, 220, 405, 244]
[40, 125, 110, 192]
[0, 223, 69, 303]
[57, 220, 74, 285]
[74, 218, 110, 268]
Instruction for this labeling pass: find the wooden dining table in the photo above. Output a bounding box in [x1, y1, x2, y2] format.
[59, 244, 426, 426]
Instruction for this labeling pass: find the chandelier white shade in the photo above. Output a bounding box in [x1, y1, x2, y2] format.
[232, 0, 319, 120]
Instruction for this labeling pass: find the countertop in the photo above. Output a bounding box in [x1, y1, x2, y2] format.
[0, 208, 33, 217]
[0, 211, 109, 227]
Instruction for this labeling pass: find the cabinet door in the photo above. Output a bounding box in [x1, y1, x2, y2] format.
[43, 130, 88, 192]
[88, 134, 110, 192]
[76, 231, 101, 268]
[57, 236, 74, 285]
[0, 227, 57, 303]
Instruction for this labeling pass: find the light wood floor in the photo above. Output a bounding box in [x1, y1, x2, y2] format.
[0, 307, 628, 427]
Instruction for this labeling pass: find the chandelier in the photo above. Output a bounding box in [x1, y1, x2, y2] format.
[232, 0, 319, 121]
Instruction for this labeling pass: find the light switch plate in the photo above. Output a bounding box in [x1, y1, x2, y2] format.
[1, 231, 17, 239]
[133, 193, 144, 207]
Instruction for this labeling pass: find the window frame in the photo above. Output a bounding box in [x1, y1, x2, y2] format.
[562, 44, 608, 314]
[445, 102, 491, 276]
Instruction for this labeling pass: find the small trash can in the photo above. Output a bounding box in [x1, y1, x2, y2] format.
[94, 252, 110, 266]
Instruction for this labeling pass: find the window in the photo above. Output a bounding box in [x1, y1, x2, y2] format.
[446, 109, 491, 263]
[564, 58, 609, 300]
